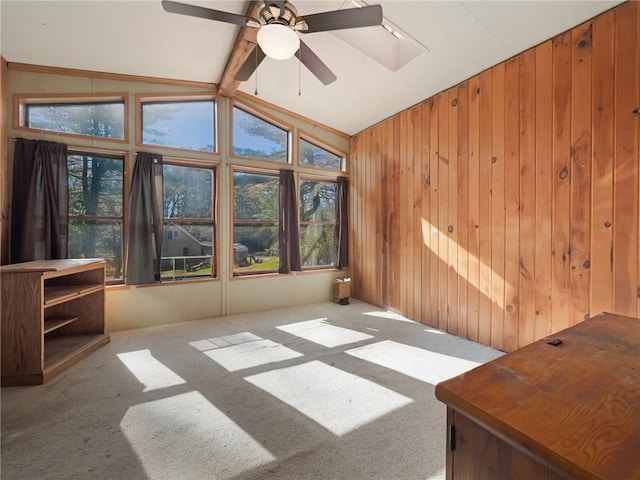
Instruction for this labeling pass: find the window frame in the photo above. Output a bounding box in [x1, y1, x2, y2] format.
[298, 174, 339, 270]
[229, 101, 292, 165]
[136, 93, 219, 155]
[298, 130, 347, 172]
[14, 93, 129, 143]
[230, 166, 281, 278]
[161, 158, 219, 282]
[66, 148, 128, 285]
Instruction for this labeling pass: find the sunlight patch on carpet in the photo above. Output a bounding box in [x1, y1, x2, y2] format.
[277, 318, 373, 347]
[189, 332, 263, 351]
[424, 327, 446, 335]
[120, 391, 275, 479]
[117, 349, 186, 392]
[245, 360, 412, 436]
[346, 340, 481, 385]
[362, 310, 415, 323]
[203, 339, 303, 371]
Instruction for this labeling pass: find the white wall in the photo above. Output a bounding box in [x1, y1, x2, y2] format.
[106, 270, 343, 331]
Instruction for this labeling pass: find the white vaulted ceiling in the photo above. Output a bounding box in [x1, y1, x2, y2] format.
[1, 0, 623, 135]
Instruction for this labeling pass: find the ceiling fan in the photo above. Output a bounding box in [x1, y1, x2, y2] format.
[161, 0, 383, 85]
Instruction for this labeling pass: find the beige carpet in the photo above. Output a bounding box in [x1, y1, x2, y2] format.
[1, 300, 502, 480]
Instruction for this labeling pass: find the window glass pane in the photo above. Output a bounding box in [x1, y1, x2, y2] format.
[300, 180, 336, 222]
[233, 225, 279, 274]
[299, 179, 337, 268]
[161, 223, 215, 280]
[162, 163, 216, 282]
[26, 102, 125, 139]
[67, 153, 124, 282]
[68, 220, 123, 281]
[233, 171, 280, 275]
[164, 164, 213, 219]
[68, 154, 123, 217]
[142, 100, 215, 152]
[300, 224, 335, 267]
[233, 172, 279, 221]
[300, 138, 342, 170]
[232, 106, 287, 162]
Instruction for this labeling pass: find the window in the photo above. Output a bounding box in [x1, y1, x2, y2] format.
[233, 171, 279, 275]
[161, 163, 216, 281]
[67, 153, 125, 282]
[20, 96, 126, 140]
[299, 179, 337, 267]
[141, 98, 216, 152]
[299, 138, 344, 171]
[232, 105, 288, 162]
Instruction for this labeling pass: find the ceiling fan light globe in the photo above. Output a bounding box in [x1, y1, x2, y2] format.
[257, 24, 300, 60]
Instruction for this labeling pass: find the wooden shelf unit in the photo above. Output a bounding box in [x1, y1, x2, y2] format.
[1, 259, 110, 386]
[435, 312, 640, 480]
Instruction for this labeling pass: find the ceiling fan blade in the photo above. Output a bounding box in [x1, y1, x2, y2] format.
[235, 46, 267, 81]
[297, 5, 383, 33]
[162, 0, 259, 27]
[295, 40, 337, 85]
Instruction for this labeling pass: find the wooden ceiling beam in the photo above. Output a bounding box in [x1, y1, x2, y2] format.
[218, 1, 262, 98]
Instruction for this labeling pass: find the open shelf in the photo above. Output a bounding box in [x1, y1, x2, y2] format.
[2, 259, 108, 386]
[44, 316, 78, 334]
[44, 284, 104, 307]
[43, 334, 110, 372]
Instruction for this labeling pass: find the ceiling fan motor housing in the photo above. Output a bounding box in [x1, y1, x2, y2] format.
[259, 2, 299, 27]
[161, 0, 384, 85]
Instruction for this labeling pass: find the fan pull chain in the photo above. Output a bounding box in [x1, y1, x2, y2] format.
[298, 46, 302, 96]
[254, 46, 259, 96]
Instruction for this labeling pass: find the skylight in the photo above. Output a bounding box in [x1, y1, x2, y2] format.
[333, 0, 429, 72]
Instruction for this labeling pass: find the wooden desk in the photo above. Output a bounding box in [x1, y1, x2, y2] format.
[435, 312, 640, 480]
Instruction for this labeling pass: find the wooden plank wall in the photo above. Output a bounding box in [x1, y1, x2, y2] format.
[349, 2, 640, 352]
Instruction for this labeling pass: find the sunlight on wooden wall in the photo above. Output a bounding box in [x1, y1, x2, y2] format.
[349, 1, 640, 352]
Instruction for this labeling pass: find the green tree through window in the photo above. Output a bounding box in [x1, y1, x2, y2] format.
[232, 106, 288, 162]
[233, 171, 279, 274]
[142, 100, 215, 152]
[26, 101, 125, 139]
[299, 179, 337, 267]
[300, 138, 343, 170]
[67, 153, 124, 280]
[161, 164, 216, 280]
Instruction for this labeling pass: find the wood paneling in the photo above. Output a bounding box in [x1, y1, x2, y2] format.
[613, 2, 639, 317]
[349, 2, 640, 351]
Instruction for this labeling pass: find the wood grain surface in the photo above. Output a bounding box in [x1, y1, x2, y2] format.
[435, 312, 640, 480]
[1, 259, 108, 385]
[349, 2, 640, 351]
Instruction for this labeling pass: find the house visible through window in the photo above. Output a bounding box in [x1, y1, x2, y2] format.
[17, 93, 346, 282]
[67, 152, 124, 282]
[233, 171, 279, 275]
[162, 163, 216, 280]
[299, 179, 337, 267]
[141, 98, 216, 152]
